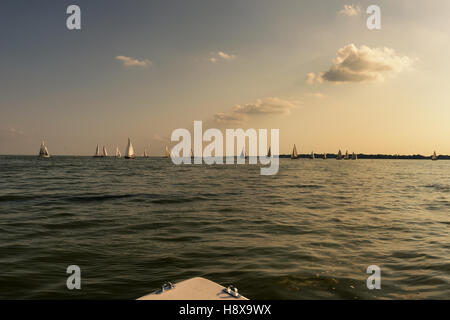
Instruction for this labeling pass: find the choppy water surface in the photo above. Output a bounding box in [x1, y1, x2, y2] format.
[0, 156, 449, 299]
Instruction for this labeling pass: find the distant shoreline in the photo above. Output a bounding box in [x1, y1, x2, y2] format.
[1, 154, 449, 160]
[279, 154, 450, 160]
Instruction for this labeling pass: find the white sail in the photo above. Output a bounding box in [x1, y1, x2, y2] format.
[323, 153, 327, 160]
[267, 146, 271, 157]
[165, 146, 170, 158]
[115, 147, 121, 158]
[344, 150, 349, 160]
[94, 144, 101, 157]
[39, 141, 50, 157]
[432, 151, 437, 161]
[311, 151, 315, 159]
[102, 146, 108, 157]
[143, 148, 148, 157]
[337, 149, 342, 160]
[291, 144, 298, 159]
[240, 148, 245, 159]
[125, 138, 135, 159]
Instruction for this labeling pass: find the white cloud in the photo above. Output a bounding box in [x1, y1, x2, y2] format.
[305, 92, 326, 99]
[0, 127, 25, 140]
[209, 51, 237, 63]
[217, 51, 236, 60]
[307, 44, 413, 84]
[232, 97, 296, 115]
[213, 97, 297, 124]
[213, 112, 246, 124]
[339, 4, 361, 17]
[152, 133, 164, 142]
[116, 55, 152, 68]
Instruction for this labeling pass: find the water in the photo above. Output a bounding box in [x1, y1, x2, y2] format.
[0, 156, 449, 299]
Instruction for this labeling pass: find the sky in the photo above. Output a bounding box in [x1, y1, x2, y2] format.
[1, 0, 449, 155]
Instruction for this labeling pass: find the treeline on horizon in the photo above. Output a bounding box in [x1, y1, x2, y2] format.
[279, 154, 450, 159]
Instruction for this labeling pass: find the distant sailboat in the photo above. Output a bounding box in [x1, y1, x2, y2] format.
[323, 153, 327, 160]
[344, 150, 349, 160]
[311, 151, 315, 159]
[165, 146, 170, 158]
[102, 146, 108, 157]
[291, 144, 298, 159]
[351, 152, 357, 160]
[336, 149, 342, 160]
[39, 141, 50, 158]
[94, 144, 102, 157]
[240, 148, 245, 159]
[125, 138, 135, 159]
[432, 151, 437, 161]
[115, 147, 121, 158]
[143, 148, 148, 158]
[267, 146, 271, 158]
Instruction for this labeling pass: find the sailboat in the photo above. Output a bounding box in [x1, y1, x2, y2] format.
[102, 146, 108, 157]
[115, 147, 121, 158]
[344, 150, 349, 160]
[143, 148, 148, 158]
[291, 144, 298, 159]
[336, 149, 342, 160]
[165, 146, 170, 158]
[323, 153, 327, 160]
[39, 141, 50, 158]
[125, 138, 135, 159]
[240, 148, 245, 159]
[432, 151, 437, 161]
[267, 146, 271, 158]
[311, 151, 315, 159]
[94, 144, 102, 157]
[351, 152, 357, 160]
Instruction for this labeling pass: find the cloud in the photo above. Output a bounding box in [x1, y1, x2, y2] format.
[232, 97, 296, 115]
[209, 51, 237, 63]
[213, 112, 246, 124]
[213, 97, 296, 124]
[307, 44, 413, 84]
[339, 5, 360, 16]
[152, 133, 164, 141]
[0, 127, 25, 141]
[305, 92, 326, 99]
[116, 55, 152, 68]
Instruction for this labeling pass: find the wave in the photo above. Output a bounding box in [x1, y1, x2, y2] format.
[282, 184, 324, 189]
[424, 184, 450, 192]
[0, 194, 37, 202]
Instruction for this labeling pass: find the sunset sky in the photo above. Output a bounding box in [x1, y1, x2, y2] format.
[1, 0, 449, 155]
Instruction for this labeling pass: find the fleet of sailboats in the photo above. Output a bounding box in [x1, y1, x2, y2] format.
[36, 141, 442, 162]
[39, 141, 50, 158]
